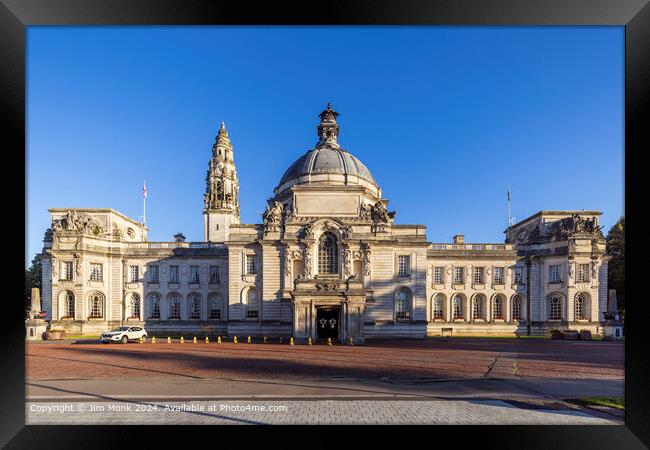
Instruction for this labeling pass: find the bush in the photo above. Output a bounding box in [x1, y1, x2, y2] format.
[549, 329, 562, 339]
[579, 329, 592, 340]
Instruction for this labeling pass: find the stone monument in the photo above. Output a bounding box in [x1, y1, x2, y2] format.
[25, 287, 48, 341]
[602, 289, 623, 340]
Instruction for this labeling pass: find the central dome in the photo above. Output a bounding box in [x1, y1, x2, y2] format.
[274, 104, 380, 197]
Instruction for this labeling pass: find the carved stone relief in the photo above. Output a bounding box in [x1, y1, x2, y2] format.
[343, 247, 352, 277]
[263, 201, 283, 234]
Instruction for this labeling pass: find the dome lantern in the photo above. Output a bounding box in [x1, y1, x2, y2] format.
[317, 103, 340, 148]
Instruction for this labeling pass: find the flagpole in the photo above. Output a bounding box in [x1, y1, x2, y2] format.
[143, 181, 147, 226]
[507, 186, 511, 229]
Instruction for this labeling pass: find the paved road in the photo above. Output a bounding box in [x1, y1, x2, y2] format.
[26, 376, 623, 402]
[26, 399, 620, 425]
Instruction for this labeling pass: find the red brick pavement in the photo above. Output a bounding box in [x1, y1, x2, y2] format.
[26, 338, 624, 381]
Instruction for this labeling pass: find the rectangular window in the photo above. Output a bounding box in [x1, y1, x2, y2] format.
[397, 255, 410, 276]
[577, 264, 590, 283]
[149, 265, 159, 283]
[549, 265, 561, 283]
[210, 265, 220, 284]
[246, 255, 257, 275]
[89, 263, 103, 282]
[62, 261, 74, 280]
[493, 267, 504, 285]
[453, 267, 464, 285]
[473, 267, 484, 284]
[169, 265, 179, 283]
[129, 266, 139, 283]
[433, 266, 444, 284]
[514, 267, 523, 284]
[190, 265, 200, 284]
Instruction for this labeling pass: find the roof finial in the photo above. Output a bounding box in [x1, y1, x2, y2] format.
[318, 102, 339, 124]
[220, 121, 226, 130]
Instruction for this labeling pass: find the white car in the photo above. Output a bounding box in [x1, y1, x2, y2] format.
[100, 326, 147, 344]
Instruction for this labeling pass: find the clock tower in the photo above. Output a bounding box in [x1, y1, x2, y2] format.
[203, 122, 240, 242]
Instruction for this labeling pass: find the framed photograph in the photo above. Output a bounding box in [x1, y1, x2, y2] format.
[4, 0, 648, 447]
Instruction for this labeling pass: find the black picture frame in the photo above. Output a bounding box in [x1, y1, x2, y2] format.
[2, 0, 648, 447]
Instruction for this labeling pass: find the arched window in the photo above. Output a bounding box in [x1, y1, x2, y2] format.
[432, 294, 444, 320]
[64, 291, 75, 318]
[575, 294, 587, 320]
[246, 288, 259, 319]
[169, 293, 181, 319]
[395, 288, 411, 321]
[492, 295, 504, 320]
[88, 292, 104, 319]
[209, 294, 222, 320]
[318, 232, 338, 274]
[453, 295, 464, 320]
[129, 293, 141, 319]
[473, 295, 484, 320]
[512, 295, 522, 321]
[189, 294, 201, 319]
[549, 295, 562, 320]
[149, 294, 160, 319]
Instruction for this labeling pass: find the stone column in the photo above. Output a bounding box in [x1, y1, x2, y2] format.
[444, 295, 454, 322]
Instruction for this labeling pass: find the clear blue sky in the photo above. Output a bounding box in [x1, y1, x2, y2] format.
[26, 26, 624, 266]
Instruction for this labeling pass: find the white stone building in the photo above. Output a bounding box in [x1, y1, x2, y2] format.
[40, 104, 610, 341]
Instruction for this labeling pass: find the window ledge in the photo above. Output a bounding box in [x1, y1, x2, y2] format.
[472, 283, 485, 290]
[452, 284, 465, 290]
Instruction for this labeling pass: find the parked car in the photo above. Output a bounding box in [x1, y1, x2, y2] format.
[100, 326, 147, 344]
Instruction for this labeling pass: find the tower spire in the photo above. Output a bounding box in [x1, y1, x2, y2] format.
[317, 102, 340, 148]
[203, 121, 240, 242]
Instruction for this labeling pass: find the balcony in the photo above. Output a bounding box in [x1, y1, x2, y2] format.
[126, 242, 227, 249]
[429, 243, 514, 251]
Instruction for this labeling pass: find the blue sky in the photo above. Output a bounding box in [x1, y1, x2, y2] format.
[26, 26, 624, 266]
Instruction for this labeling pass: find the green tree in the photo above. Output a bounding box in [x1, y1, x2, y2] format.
[25, 254, 43, 318]
[606, 217, 624, 311]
